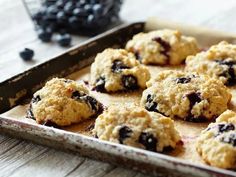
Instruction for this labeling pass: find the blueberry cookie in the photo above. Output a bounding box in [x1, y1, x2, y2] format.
[196, 110, 236, 169]
[90, 48, 150, 92]
[140, 70, 231, 122]
[125, 29, 199, 65]
[27, 78, 102, 126]
[186, 41, 236, 86]
[93, 105, 181, 152]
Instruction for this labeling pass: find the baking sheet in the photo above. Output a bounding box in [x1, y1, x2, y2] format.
[2, 64, 234, 166]
[1, 18, 236, 174]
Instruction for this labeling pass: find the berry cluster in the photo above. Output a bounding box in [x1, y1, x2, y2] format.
[31, 0, 122, 46]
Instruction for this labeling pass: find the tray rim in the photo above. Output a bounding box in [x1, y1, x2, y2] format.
[0, 22, 236, 177]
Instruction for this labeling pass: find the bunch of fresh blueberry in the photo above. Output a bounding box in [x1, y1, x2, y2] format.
[31, 0, 122, 46]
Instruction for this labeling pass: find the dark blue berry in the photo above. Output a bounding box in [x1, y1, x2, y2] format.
[185, 92, 204, 122]
[111, 60, 130, 73]
[37, 28, 52, 42]
[94, 77, 106, 92]
[139, 132, 157, 152]
[73, 8, 88, 17]
[71, 91, 83, 100]
[64, 1, 75, 15]
[68, 16, 80, 29]
[176, 77, 191, 84]
[218, 123, 235, 133]
[26, 106, 35, 120]
[221, 133, 236, 147]
[86, 14, 96, 26]
[84, 4, 93, 13]
[57, 33, 72, 47]
[92, 4, 103, 16]
[216, 59, 236, 86]
[145, 94, 158, 112]
[19, 48, 34, 61]
[32, 95, 41, 103]
[82, 95, 101, 112]
[56, 0, 66, 9]
[118, 126, 132, 144]
[121, 75, 138, 90]
[152, 37, 171, 63]
[56, 11, 67, 23]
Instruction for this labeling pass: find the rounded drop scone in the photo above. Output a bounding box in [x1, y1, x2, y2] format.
[196, 110, 236, 169]
[93, 105, 181, 152]
[90, 48, 150, 92]
[125, 29, 199, 65]
[140, 70, 232, 122]
[27, 78, 103, 126]
[186, 41, 236, 86]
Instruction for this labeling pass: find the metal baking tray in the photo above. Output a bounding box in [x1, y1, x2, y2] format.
[0, 22, 236, 177]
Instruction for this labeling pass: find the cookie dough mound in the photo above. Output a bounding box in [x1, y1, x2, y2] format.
[186, 41, 236, 86]
[90, 48, 150, 92]
[125, 29, 199, 65]
[140, 70, 231, 122]
[93, 105, 181, 152]
[27, 78, 102, 126]
[196, 110, 236, 169]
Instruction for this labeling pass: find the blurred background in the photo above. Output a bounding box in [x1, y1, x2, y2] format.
[1, 0, 236, 83]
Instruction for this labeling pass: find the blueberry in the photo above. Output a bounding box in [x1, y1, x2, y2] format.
[185, 92, 204, 121]
[138, 132, 157, 152]
[32, 95, 41, 104]
[111, 60, 130, 73]
[215, 59, 236, 86]
[73, 8, 88, 17]
[121, 75, 138, 90]
[64, 1, 75, 15]
[94, 77, 106, 92]
[56, 11, 67, 23]
[26, 106, 35, 120]
[176, 77, 191, 84]
[19, 48, 34, 61]
[57, 33, 72, 47]
[68, 16, 80, 29]
[56, 0, 66, 9]
[215, 59, 236, 66]
[90, 0, 99, 4]
[219, 67, 236, 86]
[145, 94, 158, 112]
[152, 37, 171, 62]
[46, 5, 59, 15]
[71, 91, 83, 100]
[77, 0, 86, 7]
[32, 11, 44, 22]
[186, 92, 201, 110]
[134, 51, 141, 61]
[42, 120, 60, 128]
[82, 96, 100, 112]
[92, 4, 103, 16]
[87, 14, 96, 26]
[71, 91, 101, 112]
[84, 4, 93, 13]
[37, 28, 52, 42]
[218, 123, 235, 133]
[221, 133, 236, 147]
[118, 126, 132, 144]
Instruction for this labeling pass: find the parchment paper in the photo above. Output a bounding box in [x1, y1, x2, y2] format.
[2, 17, 236, 167]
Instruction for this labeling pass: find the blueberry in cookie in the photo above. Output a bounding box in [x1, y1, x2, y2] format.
[186, 41, 236, 86]
[141, 70, 231, 122]
[90, 48, 150, 92]
[27, 78, 103, 127]
[196, 110, 236, 169]
[126, 29, 199, 65]
[93, 105, 181, 152]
